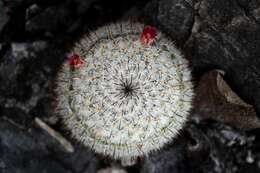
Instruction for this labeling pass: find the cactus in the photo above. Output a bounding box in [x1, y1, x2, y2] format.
[55, 22, 193, 160]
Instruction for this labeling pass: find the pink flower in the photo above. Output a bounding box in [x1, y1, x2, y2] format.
[140, 26, 157, 46]
[68, 54, 85, 69]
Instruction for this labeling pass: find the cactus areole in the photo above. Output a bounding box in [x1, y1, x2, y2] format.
[55, 22, 193, 159]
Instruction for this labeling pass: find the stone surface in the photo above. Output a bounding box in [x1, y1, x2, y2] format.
[0, 119, 98, 173]
[188, 0, 260, 117]
[98, 167, 127, 173]
[142, 142, 192, 173]
[193, 70, 260, 129]
[144, 0, 194, 46]
[145, 0, 260, 118]
[0, 41, 65, 127]
[0, 1, 9, 34]
[142, 122, 260, 173]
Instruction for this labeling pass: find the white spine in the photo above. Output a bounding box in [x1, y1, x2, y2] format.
[55, 22, 193, 159]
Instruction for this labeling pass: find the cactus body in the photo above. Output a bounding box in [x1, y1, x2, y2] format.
[55, 22, 193, 159]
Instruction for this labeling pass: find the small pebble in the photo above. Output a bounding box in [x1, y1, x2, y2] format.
[246, 150, 254, 164]
[97, 167, 127, 173]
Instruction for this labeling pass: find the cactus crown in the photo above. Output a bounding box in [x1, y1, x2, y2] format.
[55, 22, 193, 159]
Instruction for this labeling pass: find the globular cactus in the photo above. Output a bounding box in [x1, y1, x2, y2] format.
[55, 22, 193, 160]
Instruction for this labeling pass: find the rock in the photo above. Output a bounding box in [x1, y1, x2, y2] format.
[186, 0, 260, 117]
[142, 121, 260, 173]
[144, 0, 194, 46]
[0, 40, 66, 128]
[25, 0, 95, 34]
[0, 118, 98, 173]
[193, 70, 260, 129]
[196, 0, 244, 27]
[97, 167, 127, 173]
[11, 43, 30, 59]
[236, 0, 260, 23]
[145, 0, 260, 118]
[25, 4, 71, 33]
[246, 150, 255, 164]
[25, 4, 41, 20]
[51, 144, 98, 173]
[195, 121, 259, 173]
[142, 142, 192, 173]
[0, 0, 9, 34]
[74, 0, 96, 15]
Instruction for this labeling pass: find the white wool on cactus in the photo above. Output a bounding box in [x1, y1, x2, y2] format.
[55, 22, 193, 160]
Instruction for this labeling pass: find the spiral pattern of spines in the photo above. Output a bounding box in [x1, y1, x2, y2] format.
[55, 22, 193, 159]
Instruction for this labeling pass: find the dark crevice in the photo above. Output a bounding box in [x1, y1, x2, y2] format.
[183, 13, 196, 48]
[47, 153, 79, 173]
[183, 0, 202, 48]
[236, 0, 259, 24]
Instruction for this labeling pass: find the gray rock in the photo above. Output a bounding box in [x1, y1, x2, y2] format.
[26, 4, 41, 20]
[25, 0, 95, 34]
[142, 142, 193, 173]
[0, 40, 69, 135]
[0, 119, 98, 173]
[145, 0, 260, 117]
[236, 0, 260, 23]
[11, 43, 30, 59]
[142, 121, 260, 173]
[25, 4, 70, 33]
[188, 0, 260, 117]
[0, 0, 9, 34]
[144, 0, 194, 46]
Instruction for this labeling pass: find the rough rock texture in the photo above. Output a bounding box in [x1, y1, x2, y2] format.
[0, 119, 98, 173]
[0, 0, 9, 33]
[189, 0, 260, 117]
[193, 71, 260, 130]
[144, 0, 260, 118]
[142, 122, 260, 173]
[142, 142, 192, 173]
[144, 0, 194, 46]
[1, 0, 260, 172]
